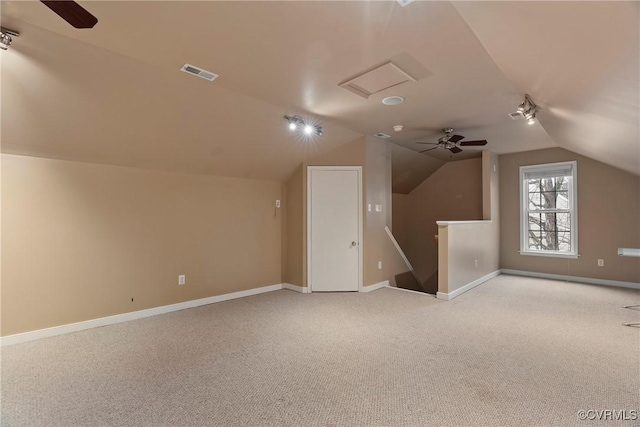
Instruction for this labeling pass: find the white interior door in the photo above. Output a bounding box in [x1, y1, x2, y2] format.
[308, 167, 361, 292]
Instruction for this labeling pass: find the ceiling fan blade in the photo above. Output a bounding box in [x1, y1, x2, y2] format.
[459, 140, 488, 146]
[415, 141, 439, 145]
[448, 134, 465, 144]
[448, 146, 463, 154]
[41, 1, 98, 29]
[420, 147, 440, 153]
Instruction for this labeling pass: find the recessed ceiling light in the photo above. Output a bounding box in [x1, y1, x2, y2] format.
[393, 125, 404, 132]
[382, 96, 404, 106]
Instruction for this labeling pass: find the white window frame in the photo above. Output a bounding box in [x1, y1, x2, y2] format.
[519, 161, 578, 258]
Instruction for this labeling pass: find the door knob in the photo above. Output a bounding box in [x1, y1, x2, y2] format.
[351, 241, 357, 247]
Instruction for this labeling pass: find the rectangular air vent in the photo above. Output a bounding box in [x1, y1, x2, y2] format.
[180, 63, 219, 82]
[508, 111, 524, 120]
[374, 133, 391, 139]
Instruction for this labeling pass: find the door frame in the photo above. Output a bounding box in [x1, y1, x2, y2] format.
[306, 166, 363, 293]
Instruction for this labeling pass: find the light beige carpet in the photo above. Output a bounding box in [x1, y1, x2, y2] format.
[1, 275, 639, 426]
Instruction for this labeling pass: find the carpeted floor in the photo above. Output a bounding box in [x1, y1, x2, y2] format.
[1, 275, 639, 426]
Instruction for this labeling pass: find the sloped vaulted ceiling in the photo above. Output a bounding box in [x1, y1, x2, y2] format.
[1, 1, 638, 181]
[453, 1, 640, 176]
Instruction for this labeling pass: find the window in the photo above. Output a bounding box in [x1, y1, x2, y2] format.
[520, 161, 577, 258]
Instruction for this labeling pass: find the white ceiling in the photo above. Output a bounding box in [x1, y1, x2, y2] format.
[1, 1, 637, 182]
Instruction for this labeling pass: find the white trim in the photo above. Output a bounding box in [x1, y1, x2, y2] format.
[386, 285, 436, 297]
[519, 160, 578, 258]
[436, 270, 501, 300]
[501, 269, 640, 290]
[361, 280, 389, 293]
[436, 220, 492, 226]
[384, 226, 413, 271]
[1, 284, 284, 346]
[519, 250, 580, 259]
[282, 283, 310, 293]
[307, 166, 363, 293]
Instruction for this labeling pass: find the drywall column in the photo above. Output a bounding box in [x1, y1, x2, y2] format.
[436, 151, 500, 299]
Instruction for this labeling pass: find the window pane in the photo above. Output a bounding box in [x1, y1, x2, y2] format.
[528, 213, 542, 232]
[558, 177, 570, 191]
[556, 191, 569, 209]
[540, 191, 558, 208]
[528, 192, 542, 210]
[539, 212, 557, 234]
[556, 213, 570, 231]
[558, 232, 571, 251]
[528, 232, 542, 250]
[528, 179, 541, 193]
[541, 232, 558, 251]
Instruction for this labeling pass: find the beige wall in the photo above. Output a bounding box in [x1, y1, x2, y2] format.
[391, 193, 409, 250]
[399, 158, 483, 284]
[1, 154, 282, 336]
[363, 138, 408, 286]
[282, 166, 304, 286]
[500, 148, 640, 283]
[282, 136, 408, 289]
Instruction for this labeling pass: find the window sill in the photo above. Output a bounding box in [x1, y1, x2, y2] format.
[519, 250, 579, 259]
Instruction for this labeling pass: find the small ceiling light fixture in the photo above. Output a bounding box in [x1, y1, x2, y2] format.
[393, 125, 404, 132]
[382, 96, 405, 106]
[284, 115, 323, 137]
[515, 94, 539, 125]
[0, 28, 19, 51]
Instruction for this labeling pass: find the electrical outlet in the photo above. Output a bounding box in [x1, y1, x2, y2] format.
[597, 259, 604, 267]
[375, 204, 382, 212]
[275, 199, 281, 208]
[378, 261, 382, 270]
[178, 274, 186, 285]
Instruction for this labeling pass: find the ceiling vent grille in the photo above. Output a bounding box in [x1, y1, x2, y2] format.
[508, 111, 524, 120]
[180, 63, 219, 82]
[374, 133, 391, 139]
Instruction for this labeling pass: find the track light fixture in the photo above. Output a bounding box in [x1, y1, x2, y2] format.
[517, 94, 539, 125]
[0, 28, 19, 51]
[284, 115, 323, 136]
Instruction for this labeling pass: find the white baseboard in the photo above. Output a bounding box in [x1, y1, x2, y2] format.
[437, 270, 501, 301]
[282, 283, 309, 293]
[361, 280, 389, 293]
[501, 269, 640, 290]
[386, 286, 436, 297]
[1, 283, 284, 347]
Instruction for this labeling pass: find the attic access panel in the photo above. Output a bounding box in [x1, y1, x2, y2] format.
[340, 61, 417, 99]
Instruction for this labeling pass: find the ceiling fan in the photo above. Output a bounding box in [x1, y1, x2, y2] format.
[40, 1, 98, 29]
[416, 128, 487, 154]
